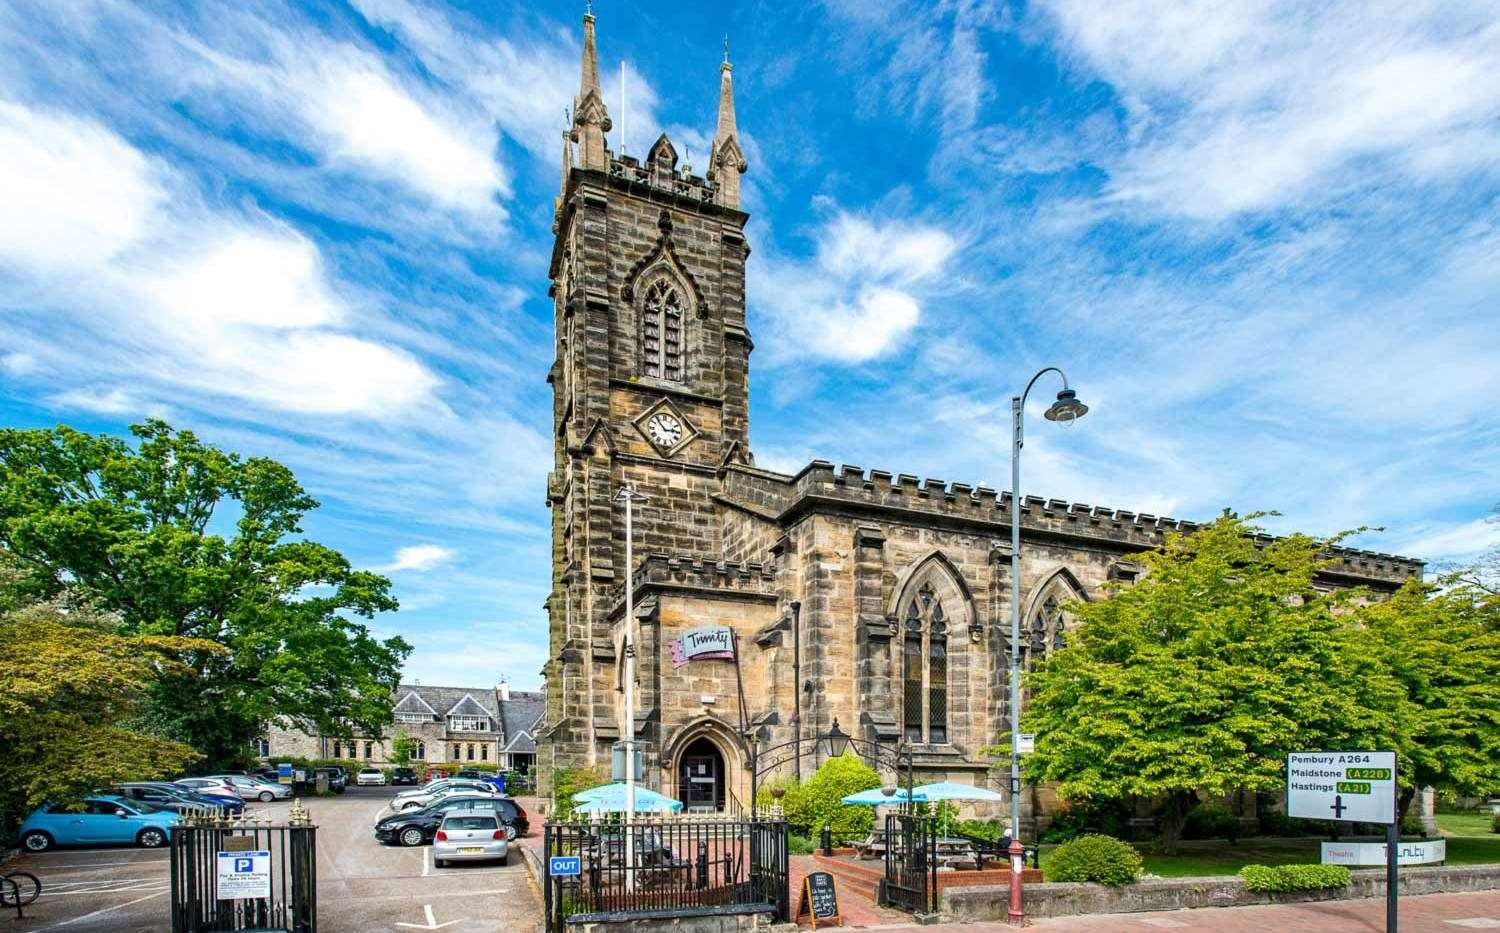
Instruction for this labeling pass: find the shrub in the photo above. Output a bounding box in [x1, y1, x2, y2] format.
[788, 834, 815, 855]
[1401, 808, 1424, 836]
[955, 818, 1003, 842]
[1492, 811, 1500, 834]
[1238, 863, 1350, 892]
[765, 754, 880, 838]
[1045, 834, 1143, 886]
[550, 765, 609, 820]
[1183, 802, 1239, 842]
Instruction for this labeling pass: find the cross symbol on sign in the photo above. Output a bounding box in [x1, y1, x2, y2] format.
[1330, 795, 1347, 819]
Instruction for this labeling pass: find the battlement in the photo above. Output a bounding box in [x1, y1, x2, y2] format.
[607, 552, 778, 617]
[787, 460, 1423, 584]
[606, 153, 719, 207]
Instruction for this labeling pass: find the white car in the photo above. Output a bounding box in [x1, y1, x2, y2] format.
[356, 768, 387, 786]
[433, 813, 514, 867]
[204, 774, 292, 802]
[175, 777, 243, 801]
[391, 782, 499, 812]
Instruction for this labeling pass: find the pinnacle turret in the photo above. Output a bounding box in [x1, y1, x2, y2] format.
[708, 48, 747, 209]
[572, 12, 611, 170]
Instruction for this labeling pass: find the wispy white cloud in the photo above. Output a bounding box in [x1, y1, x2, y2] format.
[753, 210, 957, 363]
[382, 544, 459, 573]
[1033, 0, 1500, 219]
[1388, 516, 1500, 564]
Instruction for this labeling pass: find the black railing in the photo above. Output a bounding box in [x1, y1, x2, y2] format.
[881, 813, 938, 915]
[543, 819, 788, 933]
[169, 813, 316, 933]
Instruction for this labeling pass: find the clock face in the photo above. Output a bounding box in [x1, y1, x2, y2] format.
[645, 412, 684, 448]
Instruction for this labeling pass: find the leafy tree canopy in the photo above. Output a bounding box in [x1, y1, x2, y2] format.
[1020, 514, 1406, 852]
[0, 420, 411, 766]
[0, 554, 211, 814]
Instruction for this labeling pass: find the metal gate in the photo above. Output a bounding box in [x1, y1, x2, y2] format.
[543, 818, 789, 933]
[880, 813, 937, 915]
[168, 806, 317, 933]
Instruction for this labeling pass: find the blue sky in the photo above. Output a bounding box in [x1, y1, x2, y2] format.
[2, 0, 1497, 691]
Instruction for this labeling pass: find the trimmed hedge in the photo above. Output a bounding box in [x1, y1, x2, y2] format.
[1238, 863, 1351, 892]
[1045, 834, 1143, 886]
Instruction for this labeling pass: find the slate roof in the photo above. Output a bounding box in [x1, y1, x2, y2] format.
[396, 683, 500, 721]
[498, 690, 545, 753]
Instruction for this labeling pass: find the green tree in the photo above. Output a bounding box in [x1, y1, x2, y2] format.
[1357, 576, 1500, 819]
[0, 420, 411, 766]
[391, 731, 417, 767]
[0, 555, 212, 821]
[1020, 515, 1406, 853]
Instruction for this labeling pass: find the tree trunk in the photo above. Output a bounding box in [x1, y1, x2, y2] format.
[1160, 791, 1197, 856]
[1397, 784, 1416, 833]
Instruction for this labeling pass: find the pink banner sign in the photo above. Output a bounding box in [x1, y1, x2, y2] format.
[670, 625, 735, 668]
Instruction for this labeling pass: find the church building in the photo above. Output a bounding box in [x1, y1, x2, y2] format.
[537, 13, 1422, 824]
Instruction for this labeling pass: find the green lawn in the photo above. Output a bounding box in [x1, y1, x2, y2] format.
[1038, 831, 1500, 879]
[1437, 810, 1497, 837]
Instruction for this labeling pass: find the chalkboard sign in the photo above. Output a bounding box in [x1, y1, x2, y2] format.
[796, 871, 841, 928]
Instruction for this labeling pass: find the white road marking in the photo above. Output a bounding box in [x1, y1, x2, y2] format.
[35, 889, 167, 931]
[422, 845, 431, 877]
[1446, 921, 1500, 929]
[395, 903, 468, 929]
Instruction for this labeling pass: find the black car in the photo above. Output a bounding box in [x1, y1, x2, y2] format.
[391, 767, 418, 786]
[314, 767, 347, 794]
[374, 795, 529, 847]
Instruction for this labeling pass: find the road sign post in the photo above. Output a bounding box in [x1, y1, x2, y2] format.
[1287, 751, 1399, 933]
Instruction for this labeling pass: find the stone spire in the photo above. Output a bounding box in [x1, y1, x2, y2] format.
[554, 130, 574, 227]
[572, 11, 611, 170]
[708, 44, 747, 209]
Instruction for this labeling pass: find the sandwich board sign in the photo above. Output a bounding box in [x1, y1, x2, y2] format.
[1287, 750, 1399, 932]
[1286, 751, 1397, 824]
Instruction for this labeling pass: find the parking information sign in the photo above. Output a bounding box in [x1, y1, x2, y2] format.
[1287, 751, 1397, 825]
[216, 850, 272, 900]
[549, 855, 581, 877]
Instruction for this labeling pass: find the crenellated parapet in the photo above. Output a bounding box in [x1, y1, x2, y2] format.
[784, 460, 1423, 586]
[606, 552, 779, 620]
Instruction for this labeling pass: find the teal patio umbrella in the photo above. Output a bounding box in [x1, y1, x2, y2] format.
[910, 781, 1005, 836]
[572, 783, 684, 814]
[840, 787, 926, 806]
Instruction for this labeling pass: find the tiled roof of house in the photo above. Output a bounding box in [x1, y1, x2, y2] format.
[396, 683, 500, 720]
[498, 691, 545, 750]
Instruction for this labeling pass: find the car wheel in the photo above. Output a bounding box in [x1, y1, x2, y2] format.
[258, 791, 275, 802]
[20, 831, 52, 853]
[399, 827, 425, 847]
[401, 801, 421, 811]
[137, 828, 168, 849]
[434, 858, 445, 868]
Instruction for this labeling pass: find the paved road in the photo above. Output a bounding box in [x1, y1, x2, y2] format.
[1, 787, 542, 932]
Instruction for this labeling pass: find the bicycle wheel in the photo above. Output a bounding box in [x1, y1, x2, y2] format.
[0, 876, 16, 909]
[3, 872, 40, 906]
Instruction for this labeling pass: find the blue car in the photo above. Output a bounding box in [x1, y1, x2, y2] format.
[18, 795, 178, 852]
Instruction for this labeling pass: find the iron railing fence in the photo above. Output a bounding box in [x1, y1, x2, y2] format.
[168, 807, 316, 933]
[543, 818, 788, 933]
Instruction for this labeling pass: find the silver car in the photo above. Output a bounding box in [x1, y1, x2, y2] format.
[432, 813, 513, 867]
[206, 774, 292, 802]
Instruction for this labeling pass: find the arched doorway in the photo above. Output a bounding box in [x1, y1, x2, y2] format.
[677, 737, 726, 813]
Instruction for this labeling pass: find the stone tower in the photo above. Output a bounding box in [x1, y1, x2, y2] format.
[539, 11, 753, 785]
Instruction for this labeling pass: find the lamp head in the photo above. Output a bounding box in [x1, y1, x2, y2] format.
[1043, 388, 1088, 426]
[825, 719, 851, 758]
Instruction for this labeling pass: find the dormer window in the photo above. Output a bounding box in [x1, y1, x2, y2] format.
[449, 716, 490, 732]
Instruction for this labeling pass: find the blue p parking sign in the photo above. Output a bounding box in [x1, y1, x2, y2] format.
[549, 855, 581, 877]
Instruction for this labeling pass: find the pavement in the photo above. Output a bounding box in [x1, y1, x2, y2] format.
[0, 786, 542, 932]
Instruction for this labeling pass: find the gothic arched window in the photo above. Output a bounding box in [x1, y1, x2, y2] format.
[901, 584, 950, 744]
[642, 278, 685, 381]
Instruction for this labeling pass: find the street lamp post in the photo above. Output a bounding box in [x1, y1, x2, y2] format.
[615, 484, 647, 890]
[1008, 368, 1087, 925]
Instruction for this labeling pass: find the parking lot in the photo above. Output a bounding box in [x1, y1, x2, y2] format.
[1, 787, 541, 932]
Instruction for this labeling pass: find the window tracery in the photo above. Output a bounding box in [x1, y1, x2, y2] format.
[901, 583, 949, 744]
[641, 278, 685, 381]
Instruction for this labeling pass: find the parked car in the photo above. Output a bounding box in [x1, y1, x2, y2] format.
[454, 769, 506, 791]
[18, 796, 178, 852]
[391, 767, 418, 786]
[432, 813, 514, 867]
[391, 780, 499, 811]
[110, 782, 244, 815]
[374, 795, 529, 847]
[175, 777, 246, 802]
[254, 769, 282, 783]
[356, 767, 387, 786]
[203, 774, 293, 802]
[314, 766, 348, 794]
